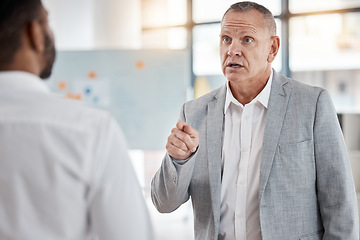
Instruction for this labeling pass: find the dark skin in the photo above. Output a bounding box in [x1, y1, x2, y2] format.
[0, 6, 54, 78]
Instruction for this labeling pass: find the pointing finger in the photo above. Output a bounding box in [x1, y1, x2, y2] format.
[176, 120, 198, 138]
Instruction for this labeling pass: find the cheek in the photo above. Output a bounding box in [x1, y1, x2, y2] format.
[220, 54, 225, 64]
[220, 48, 227, 63]
[219, 54, 226, 74]
[249, 50, 267, 63]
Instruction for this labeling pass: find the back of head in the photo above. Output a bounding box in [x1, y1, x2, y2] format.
[222, 1, 277, 36]
[0, 0, 42, 67]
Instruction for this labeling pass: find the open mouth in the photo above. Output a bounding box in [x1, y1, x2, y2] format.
[228, 63, 243, 68]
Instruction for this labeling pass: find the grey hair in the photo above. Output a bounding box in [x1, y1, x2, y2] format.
[222, 1, 277, 36]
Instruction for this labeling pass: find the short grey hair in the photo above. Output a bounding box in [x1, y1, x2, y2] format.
[222, 1, 277, 36]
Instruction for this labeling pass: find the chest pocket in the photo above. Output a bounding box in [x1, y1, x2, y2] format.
[276, 139, 315, 191]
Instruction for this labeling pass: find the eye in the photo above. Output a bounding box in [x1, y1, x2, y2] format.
[222, 36, 231, 44]
[244, 37, 254, 43]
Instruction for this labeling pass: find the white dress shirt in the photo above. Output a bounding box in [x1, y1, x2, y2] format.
[0, 71, 153, 240]
[219, 71, 273, 240]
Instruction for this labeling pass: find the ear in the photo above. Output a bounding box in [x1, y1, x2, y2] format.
[267, 36, 280, 63]
[26, 20, 44, 53]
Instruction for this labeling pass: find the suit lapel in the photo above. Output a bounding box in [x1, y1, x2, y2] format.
[207, 85, 226, 222]
[205, 76, 291, 218]
[259, 72, 291, 200]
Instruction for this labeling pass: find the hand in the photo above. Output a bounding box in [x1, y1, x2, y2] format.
[166, 120, 199, 160]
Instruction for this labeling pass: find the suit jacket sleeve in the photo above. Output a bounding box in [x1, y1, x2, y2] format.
[151, 103, 197, 213]
[314, 90, 359, 239]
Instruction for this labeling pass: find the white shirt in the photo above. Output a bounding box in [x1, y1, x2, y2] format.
[219, 71, 273, 240]
[0, 71, 153, 240]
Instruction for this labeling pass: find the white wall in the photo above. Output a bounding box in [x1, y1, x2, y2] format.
[42, 0, 141, 50]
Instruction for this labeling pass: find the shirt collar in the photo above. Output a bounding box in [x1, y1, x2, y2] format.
[0, 71, 50, 93]
[224, 69, 273, 114]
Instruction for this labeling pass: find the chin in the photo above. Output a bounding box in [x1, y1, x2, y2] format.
[226, 73, 246, 83]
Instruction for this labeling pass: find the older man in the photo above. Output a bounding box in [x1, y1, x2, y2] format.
[151, 1, 359, 239]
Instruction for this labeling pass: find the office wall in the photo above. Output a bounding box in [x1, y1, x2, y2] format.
[47, 49, 189, 150]
[42, 0, 141, 50]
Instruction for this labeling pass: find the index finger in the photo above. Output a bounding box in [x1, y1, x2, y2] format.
[176, 120, 198, 138]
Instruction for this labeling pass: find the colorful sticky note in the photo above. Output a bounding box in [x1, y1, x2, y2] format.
[88, 71, 97, 79]
[58, 81, 67, 91]
[135, 60, 145, 70]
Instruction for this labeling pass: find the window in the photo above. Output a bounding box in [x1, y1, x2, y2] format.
[142, 27, 187, 49]
[193, 24, 221, 76]
[290, 0, 360, 13]
[193, 0, 281, 23]
[290, 12, 360, 112]
[142, 0, 187, 28]
[290, 13, 360, 71]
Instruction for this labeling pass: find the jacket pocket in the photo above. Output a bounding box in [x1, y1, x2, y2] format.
[277, 139, 315, 192]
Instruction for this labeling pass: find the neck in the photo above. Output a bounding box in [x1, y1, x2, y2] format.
[229, 68, 271, 105]
[0, 49, 40, 76]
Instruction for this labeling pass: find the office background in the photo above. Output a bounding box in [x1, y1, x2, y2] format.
[42, 0, 360, 239]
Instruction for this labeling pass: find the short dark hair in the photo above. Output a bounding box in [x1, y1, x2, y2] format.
[222, 1, 277, 36]
[0, 0, 43, 66]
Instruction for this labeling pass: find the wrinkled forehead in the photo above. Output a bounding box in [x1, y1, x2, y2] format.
[221, 9, 269, 35]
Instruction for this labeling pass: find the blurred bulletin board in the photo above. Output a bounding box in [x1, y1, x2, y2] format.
[47, 49, 189, 150]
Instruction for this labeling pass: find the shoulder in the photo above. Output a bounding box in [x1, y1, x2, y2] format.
[178, 85, 226, 127]
[273, 71, 326, 100]
[183, 85, 226, 109]
[271, 72, 337, 119]
[31, 92, 115, 133]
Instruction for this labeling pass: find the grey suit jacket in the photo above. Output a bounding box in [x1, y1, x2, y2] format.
[151, 71, 359, 240]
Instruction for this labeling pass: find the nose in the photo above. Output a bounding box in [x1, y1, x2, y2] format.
[227, 41, 242, 57]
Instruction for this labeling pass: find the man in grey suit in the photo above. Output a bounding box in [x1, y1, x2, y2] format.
[151, 1, 359, 240]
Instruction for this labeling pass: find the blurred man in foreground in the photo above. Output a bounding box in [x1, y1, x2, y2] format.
[0, 0, 153, 239]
